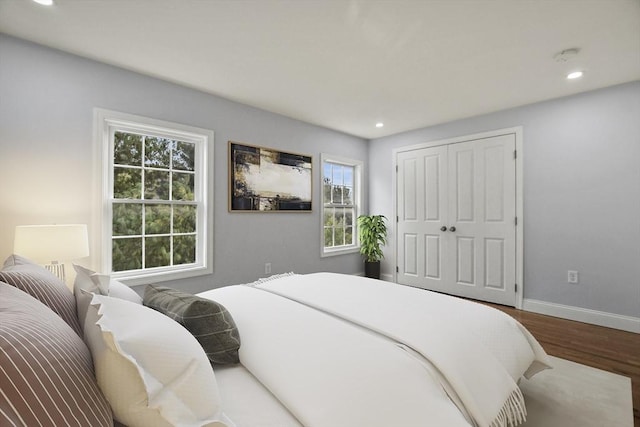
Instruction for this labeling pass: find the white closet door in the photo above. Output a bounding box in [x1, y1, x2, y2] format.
[397, 145, 448, 290]
[447, 135, 516, 305]
[396, 134, 517, 306]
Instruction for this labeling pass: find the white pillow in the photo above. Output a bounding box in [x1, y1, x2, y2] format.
[74, 264, 142, 329]
[84, 294, 234, 427]
[73, 264, 142, 304]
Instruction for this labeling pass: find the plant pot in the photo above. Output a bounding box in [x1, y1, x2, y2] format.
[364, 261, 380, 279]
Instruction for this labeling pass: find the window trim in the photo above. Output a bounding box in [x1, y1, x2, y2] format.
[94, 108, 213, 285]
[320, 153, 363, 257]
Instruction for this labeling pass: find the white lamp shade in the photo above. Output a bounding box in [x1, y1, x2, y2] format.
[14, 224, 90, 263]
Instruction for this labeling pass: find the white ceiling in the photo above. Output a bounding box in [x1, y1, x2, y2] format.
[1, 0, 639, 139]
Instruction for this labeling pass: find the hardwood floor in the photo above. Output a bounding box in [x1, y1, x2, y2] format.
[484, 303, 640, 427]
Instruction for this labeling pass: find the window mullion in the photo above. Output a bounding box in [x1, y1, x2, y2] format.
[141, 135, 146, 270]
[169, 141, 174, 267]
[170, 204, 174, 267]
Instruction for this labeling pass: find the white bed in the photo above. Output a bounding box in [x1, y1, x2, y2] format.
[215, 364, 302, 427]
[200, 273, 551, 427]
[0, 257, 551, 427]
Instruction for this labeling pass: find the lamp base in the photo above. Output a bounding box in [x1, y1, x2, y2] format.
[44, 262, 66, 281]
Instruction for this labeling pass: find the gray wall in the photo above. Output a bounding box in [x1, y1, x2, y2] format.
[0, 35, 368, 293]
[369, 81, 640, 318]
[2, 34, 638, 319]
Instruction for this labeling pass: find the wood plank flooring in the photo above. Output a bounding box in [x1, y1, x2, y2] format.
[484, 303, 640, 427]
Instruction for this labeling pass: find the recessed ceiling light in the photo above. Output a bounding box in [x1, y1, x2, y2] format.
[375, 122, 384, 128]
[567, 71, 584, 80]
[33, 0, 54, 5]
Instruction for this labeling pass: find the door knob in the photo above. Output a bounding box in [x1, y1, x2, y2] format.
[449, 226, 456, 232]
[440, 226, 447, 232]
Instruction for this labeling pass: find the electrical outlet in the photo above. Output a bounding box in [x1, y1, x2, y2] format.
[567, 270, 579, 284]
[265, 263, 271, 274]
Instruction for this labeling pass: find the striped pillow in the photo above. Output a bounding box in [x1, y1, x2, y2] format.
[0, 259, 82, 336]
[2, 253, 36, 268]
[0, 281, 113, 426]
[143, 285, 241, 364]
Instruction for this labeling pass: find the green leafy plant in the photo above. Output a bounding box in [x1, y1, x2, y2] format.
[357, 215, 388, 262]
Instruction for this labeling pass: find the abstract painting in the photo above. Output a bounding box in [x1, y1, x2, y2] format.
[229, 142, 312, 211]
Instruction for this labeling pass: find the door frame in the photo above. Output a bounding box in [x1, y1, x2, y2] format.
[392, 127, 524, 309]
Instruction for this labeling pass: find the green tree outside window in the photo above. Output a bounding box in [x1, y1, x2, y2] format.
[112, 131, 197, 272]
[323, 162, 356, 249]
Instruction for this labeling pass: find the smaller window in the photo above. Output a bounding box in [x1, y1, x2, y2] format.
[321, 154, 362, 257]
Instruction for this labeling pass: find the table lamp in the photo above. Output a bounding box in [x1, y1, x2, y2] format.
[13, 224, 90, 281]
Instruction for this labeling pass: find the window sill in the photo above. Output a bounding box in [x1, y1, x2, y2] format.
[111, 264, 213, 287]
[321, 246, 361, 258]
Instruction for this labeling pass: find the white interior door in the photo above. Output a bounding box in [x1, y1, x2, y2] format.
[397, 146, 449, 290]
[396, 134, 517, 306]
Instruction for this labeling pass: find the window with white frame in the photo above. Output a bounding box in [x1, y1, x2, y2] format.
[321, 154, 362, 256]
[95, 109, 213, 284]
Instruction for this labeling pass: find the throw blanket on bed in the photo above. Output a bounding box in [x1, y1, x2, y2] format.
[199, 285, 474, 427]
[252, 273, 551, 427]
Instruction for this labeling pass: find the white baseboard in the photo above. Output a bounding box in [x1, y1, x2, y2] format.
[523, 299, 640, 334]
[380, 273, 394, 282]
[355, 272, 394, 281]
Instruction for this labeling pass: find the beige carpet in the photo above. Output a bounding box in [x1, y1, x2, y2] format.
[520, 355, 633, 427]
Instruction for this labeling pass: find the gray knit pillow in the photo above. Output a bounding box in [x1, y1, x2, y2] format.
[143, 285, 240, 364]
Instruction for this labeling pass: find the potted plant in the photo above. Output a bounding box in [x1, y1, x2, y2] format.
[357, 214, 388, 279]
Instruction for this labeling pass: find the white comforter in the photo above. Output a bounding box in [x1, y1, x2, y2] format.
[200, 285, 473, 427]
[252, 273, 551, 427]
